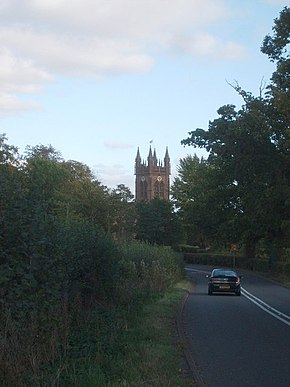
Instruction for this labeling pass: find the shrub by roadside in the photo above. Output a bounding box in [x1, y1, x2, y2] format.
[0, 239, 185, 386]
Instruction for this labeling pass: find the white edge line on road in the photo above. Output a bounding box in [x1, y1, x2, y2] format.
[241, 288, 290, 327]
[185, 268, 290, 327]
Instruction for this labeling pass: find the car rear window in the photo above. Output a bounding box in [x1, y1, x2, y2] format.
[213, 270, 236, 277]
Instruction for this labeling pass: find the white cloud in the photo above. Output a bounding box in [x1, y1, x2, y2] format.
[0, 48, 49, 115]
[93, 163, 134, 190]
[0, 93, 41, 116]
[0, 27, 153, 76]
[174, 33, 247, 60]
[0, 48, 52, 92]
[23, 0, 228, 38]
[0, 0, 247, 114]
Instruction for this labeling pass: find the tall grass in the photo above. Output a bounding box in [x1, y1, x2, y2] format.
[116, 241, 184, 306]
[0, 239, 184, 386]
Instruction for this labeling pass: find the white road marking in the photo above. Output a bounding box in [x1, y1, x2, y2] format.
[185, 267, 290, 327]
[241, 287, 290, 327]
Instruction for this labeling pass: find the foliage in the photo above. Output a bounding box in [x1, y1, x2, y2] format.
[183, 252, 240, 268]
[109, 184, 136, 239]
[24, 144, 63, 162]
[135, 197, 183, 246]
[177, 7, 290, 262]
[0, 157, 117, 384]
[116, 240, 183, 306]
[171, 154, 240, 246]
[0, 133, 20, 166]
[0, 136, 184, 385]
[261, 6, 290, 62]
[101, 281, 189, 387]
[111, 183, 134, 203]
[261, 6, 290, 250]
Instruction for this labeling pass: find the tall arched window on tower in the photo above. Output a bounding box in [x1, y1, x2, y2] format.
[154, 179, 164, 199]
[140, 180, 147, 200]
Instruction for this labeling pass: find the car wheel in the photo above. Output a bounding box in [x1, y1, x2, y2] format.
[236, 289, 241, 296]
[208, 288, 212, 295]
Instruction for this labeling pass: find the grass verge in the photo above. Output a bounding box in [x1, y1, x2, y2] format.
[104, 280, 194, 387]
[54, 280, 195, 387]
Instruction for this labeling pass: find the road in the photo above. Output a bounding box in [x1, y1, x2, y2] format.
[181, 264, 290, 387]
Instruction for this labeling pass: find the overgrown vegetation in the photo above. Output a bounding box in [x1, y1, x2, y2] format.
[0, 138, 184, 385]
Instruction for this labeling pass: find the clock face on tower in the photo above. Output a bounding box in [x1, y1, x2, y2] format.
[157, 176, 162, 182]
[141, 176, 145, 182]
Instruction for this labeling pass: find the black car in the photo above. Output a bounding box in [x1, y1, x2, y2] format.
[206, 268, 242, 296]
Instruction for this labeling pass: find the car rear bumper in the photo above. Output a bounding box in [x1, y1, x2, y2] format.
[209, 284, 241, 293]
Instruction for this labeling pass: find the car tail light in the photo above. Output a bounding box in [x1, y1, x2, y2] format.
[235, 277, 240, 284]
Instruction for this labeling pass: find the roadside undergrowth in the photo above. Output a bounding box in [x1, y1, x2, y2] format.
[104, 281, 193, 386]
[55, 281, 194, 387]
[1, 240, 192, 386]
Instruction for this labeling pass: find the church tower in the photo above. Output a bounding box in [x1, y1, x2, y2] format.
[135, 147, 171, 202]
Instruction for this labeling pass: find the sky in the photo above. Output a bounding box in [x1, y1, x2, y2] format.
[1, 0, 289, 194]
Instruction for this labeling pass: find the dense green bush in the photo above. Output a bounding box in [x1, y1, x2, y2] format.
[183, 252, 237, 267]
[183, 252, 290, 277]
[1, 216, 183, 386]
[0, 215, 117, 386]
[0, 137, 184, 386]
[116, 241, 184, 306]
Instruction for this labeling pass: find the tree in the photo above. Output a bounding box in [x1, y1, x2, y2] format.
[261, 6, 290, 62]
[180, 7, 290, 261]
[0, 133, 20, 166]
[171, 154, 241, 247]
[0, 135, 25, 265]
[261, 6, 290, 156]
[109, 184, 136, 240]
[261, 6, 290, 260]
[135, 198, 182, 246]
[0, 137, 119, 384]
[24, 144, 63, 162]
[171, 155, 208, 245]
[111, 184, 134, 203]
[61, 160, 110, 228]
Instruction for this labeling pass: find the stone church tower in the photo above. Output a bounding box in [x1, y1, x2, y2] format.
[135, 146, 170, 201]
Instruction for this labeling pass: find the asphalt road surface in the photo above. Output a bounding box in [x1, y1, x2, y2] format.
[182, 264, 290, 387]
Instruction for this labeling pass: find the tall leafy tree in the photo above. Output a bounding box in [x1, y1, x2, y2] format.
[24, 144, 63, 162]
[0, 134, 24, 265]
[171, 154, 241, 246]
[61, 159, 110, 228]
[261, 6, 290, 252]
[109, 184, 136, 240]
[111, 184, 134, 203]
[135, 197, 182, 246]
[0, 134, 20, 166]
[180, 7, 290, 261]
